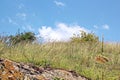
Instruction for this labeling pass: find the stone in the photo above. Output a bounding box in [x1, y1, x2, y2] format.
[0, 58, 90, 80]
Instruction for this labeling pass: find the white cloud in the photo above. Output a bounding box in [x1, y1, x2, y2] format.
[93, 24, 110, 30]
[27, 25, 35, 31]
[8, 18, 13, 23]
[8, 17, 18, 25]
[93, 25, 98, 29]
[38, 23, 89, 42]
[54, 0, 65, 7]
[22, 25, 35, 31]
[102, 24, 109, 30]
[18, 3, 24, 9]
[16, 13, 27, 20]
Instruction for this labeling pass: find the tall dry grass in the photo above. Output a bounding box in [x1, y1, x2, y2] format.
[0, 41, 120, 80]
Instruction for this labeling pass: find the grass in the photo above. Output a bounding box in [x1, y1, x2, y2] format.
[0, 41, 120, 80]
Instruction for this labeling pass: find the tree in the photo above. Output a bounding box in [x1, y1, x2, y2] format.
[9, 32, 36, 45]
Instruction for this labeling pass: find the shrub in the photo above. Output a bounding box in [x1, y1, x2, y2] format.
[9, 32, 36, 45]
[71, 31, 99, 43]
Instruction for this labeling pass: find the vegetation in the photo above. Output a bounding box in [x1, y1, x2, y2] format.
[0, 31, 120, 80]
[71, 31, 99, 43]
[9, 32, 36, 45]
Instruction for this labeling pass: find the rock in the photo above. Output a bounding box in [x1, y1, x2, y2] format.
[0, 58, 90, 80]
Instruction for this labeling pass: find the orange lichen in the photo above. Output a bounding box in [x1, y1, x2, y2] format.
[0, 59, 23, 80]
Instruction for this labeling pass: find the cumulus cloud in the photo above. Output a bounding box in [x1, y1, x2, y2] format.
[38, 23, 89, 42]
[102, 24, 109, 30]
[54, 0, 65, 7]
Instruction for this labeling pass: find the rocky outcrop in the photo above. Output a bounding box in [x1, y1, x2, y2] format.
[0, 58, 90, 80]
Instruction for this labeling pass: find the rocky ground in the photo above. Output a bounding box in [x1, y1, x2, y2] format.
[0, 58, 91, 80]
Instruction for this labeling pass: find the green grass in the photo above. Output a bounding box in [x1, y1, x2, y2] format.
[0, 41, 120, 80]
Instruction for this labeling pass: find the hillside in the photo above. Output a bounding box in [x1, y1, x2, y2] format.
[0, 41, 120, 79]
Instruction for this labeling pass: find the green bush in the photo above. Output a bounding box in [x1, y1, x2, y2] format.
[71, 31, 99, 43]
[9, 32, 36, 45]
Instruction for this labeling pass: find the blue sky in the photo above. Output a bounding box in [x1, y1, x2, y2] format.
[0, 0, 120, 42]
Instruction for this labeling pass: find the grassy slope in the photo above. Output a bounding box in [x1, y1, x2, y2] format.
[0, 41, 120, 80]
